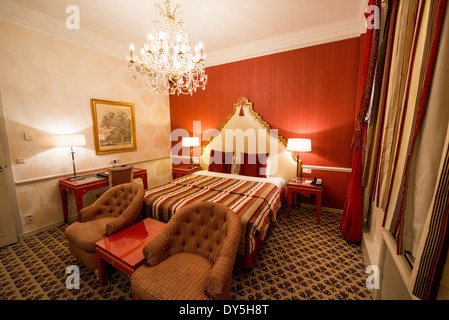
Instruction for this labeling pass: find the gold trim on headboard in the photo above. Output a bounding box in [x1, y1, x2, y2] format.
[200, 97, 296, 182]
[202, 97, 288, 152]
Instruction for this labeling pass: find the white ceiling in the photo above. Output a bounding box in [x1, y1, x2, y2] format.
[1, 0, 368, 66]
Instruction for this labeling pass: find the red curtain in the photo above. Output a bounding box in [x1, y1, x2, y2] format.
[341, 0, 381, 242]
[341, 128, 366, 242]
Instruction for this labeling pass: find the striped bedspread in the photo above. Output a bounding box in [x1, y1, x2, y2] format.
[142, 173, 282, 257]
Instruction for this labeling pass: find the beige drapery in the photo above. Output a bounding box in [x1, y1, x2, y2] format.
[401, 1, 449, 259]
[375, 0, 420, 212]
[361, 0, 449, 299]
[410, 1, 449, 299]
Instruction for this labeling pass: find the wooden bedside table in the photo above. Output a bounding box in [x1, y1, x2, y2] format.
[287, 179, 322, 224]
[172, 164, 202, 179]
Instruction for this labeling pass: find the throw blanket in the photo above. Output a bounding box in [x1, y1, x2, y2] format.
[143, 174, 282, 257]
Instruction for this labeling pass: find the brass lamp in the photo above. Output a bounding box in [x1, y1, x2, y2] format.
[182, 137, 200, 169]
[55, 134, 87, 181]
[287, 138, 311, 182]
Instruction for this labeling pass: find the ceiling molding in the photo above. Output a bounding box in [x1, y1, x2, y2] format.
[207, 17, 366, 67]
[207, 0, 369, 66]
[0, 0, 124, 59]
[0, 0, 367, 66]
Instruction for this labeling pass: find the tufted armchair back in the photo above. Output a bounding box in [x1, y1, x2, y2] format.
[158, 202, 241, 264]
[79, 182, 144, 236]
[135, 201, 241, 299]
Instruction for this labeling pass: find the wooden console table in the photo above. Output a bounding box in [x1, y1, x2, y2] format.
[59, 168, 148, 224]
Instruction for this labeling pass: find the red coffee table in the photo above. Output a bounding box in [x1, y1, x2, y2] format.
[95, 218, 166, 286]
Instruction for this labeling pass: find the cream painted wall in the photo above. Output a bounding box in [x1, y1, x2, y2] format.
[0, 21, 173, 236]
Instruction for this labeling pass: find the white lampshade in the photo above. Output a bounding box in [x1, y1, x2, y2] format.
[287, 138, 311, 152]
[55, 134, 87, 147]
[182, 137, 200, 147]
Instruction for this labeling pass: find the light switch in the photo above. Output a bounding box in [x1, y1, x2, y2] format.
[16, 158, 26, 164]
[24, 132, 34, 141]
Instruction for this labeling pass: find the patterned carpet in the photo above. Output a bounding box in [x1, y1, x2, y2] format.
[0, 205, 372, 300]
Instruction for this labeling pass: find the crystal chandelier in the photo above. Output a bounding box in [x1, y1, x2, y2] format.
[126, 0, 207, 95]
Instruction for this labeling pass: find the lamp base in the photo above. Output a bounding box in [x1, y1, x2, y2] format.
[189, 147, 195, 169]
[291, 177, 304, 183]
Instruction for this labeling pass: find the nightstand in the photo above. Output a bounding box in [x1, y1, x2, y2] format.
[172, 164, 202, 179]
[287, 179, 322, 224]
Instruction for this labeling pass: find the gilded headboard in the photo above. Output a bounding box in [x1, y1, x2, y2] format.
[200, 97, 295, 183]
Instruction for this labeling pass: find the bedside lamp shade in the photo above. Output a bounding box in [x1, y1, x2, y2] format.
[287, 138, 311, 182]
[182, 137, 200, 148]
[55, 134, 86, 180]
[182, 137, 200, 169]
[287, 138, 311, 153]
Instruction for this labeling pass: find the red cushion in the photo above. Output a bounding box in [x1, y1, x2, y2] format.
[238, 153, 268, 178]
[208, 150, 233, 173]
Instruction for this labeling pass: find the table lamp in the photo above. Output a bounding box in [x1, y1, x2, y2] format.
[55, 134, 86, 180]
[287, 138, 311, 182]
[182, 137, 200, 169]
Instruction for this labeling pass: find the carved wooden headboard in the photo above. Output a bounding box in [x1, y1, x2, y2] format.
[200, 97, 295, 183]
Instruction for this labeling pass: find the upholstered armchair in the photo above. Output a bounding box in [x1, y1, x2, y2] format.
[131, 202, 241, 300]
[64, 183, 144, 270]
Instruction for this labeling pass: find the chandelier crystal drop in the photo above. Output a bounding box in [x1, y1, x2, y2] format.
[126, 0, 207, 95]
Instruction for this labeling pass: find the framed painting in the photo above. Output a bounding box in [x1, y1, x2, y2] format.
[91, 99, 137, 155]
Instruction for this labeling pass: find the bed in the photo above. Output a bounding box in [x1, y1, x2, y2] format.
[142, 97, 295, 267]
[142, 170, 285, 267]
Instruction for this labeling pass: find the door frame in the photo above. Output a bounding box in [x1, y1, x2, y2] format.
[0, 88, 21, 246]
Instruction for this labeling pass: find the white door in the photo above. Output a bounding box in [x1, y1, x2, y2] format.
[0, 91, 17, 247]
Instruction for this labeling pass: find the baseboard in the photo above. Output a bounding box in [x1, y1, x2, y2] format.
[18, 216, 77, 240]
[361, 235, 372, 267]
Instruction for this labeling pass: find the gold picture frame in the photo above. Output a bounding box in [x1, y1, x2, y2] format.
[91, 99, 137, 155]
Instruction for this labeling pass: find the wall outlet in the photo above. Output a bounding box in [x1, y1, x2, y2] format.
[111, 159, 120, 166]
[25, 214, 34, 224]
[303, 168, 312, 174]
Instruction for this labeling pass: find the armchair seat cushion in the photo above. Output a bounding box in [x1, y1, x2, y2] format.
[132, 252, 213, 300]
[65, 217, 117, 252]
